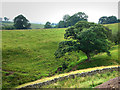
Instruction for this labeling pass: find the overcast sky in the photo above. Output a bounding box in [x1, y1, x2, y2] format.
[1, 1, 118, 24]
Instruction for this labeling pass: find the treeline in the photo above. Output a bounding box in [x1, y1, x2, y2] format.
[1, 12, 120, 30]
[44, 12, 119, 28]
[44, 12, 88, 28]
[98, 16, 120, 24]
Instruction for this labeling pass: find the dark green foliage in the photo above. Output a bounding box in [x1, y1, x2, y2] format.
[118, 19, 120, 23]
[56, 12, 88, 28]
[4, 17, 9, 21]
[98, 16, 118, 24]
[13, 14, 31, 29]
[63, 14, 70, 22]
[55, 21, 111, 61]
[56, 21, 66, 28]
[44, 21, 52, 28]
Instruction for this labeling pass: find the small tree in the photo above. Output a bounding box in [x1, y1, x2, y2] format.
[55, 21, 111, 61]
[13, 14, 31, 29]
[44, 21, 52, 28]
[4, 17, 9, 21]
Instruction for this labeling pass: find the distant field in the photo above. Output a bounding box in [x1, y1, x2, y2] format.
[1, 21, 44, 29]
[2, 23, 119, 88]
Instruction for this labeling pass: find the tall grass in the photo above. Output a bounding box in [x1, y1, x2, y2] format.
[42, 70, 119, 88]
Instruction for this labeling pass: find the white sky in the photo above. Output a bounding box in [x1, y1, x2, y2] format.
[1, 0, 119, 24]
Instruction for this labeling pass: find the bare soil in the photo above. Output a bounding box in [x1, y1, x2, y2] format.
[95, 77, 120, 89]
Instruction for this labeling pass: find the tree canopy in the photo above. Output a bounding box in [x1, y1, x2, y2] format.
[56, 12, 88, 28]
[44, 21, 52, 28]
[13, 14, 31, 29]
[55, 21, 111, 61]
[4, 17, 9, 21]
[98, 16, 118, 24]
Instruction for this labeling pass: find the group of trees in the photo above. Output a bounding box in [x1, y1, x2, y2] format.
[2, 15, 31, 30]
[44, 12, 88, 28]
[44, 13, 119, 29]
[56, 12, 88, 28]
[98, 16, 119, 24]
[2, 13, 119, 30]
[44, 22, 52, 28]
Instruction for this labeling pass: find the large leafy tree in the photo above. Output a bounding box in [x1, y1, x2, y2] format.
[55, 21, 111, 61]
[44, 21, 52, 28]
[63, 14, 70, 22]
[14, 14, 31, 29]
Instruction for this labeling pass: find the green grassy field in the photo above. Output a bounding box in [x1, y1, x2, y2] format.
[42, 70, 119, 88]
[104, 23, 119, 34]
[2, 23, 119, 88]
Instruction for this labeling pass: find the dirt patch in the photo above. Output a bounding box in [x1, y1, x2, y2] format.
[95, 77, 120, 89]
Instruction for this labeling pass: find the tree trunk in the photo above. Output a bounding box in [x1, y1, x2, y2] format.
[86, 53, 91, 61]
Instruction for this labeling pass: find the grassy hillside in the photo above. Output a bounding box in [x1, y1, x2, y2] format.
[1, 21, 44, 29]
[2, 28, 66, 88]
[104, 23, 119, 34]
[2, 23, 119, 88]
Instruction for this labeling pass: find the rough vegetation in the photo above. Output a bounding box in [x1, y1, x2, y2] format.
[42, 70, 119, 88]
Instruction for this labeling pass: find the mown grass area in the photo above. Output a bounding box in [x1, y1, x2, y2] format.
[2, 23, 119, 88]
[42, 70, 119, 88]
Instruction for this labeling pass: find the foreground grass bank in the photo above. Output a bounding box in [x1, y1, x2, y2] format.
[17, 65, 118, 88]
[42, 70, 119, 88]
